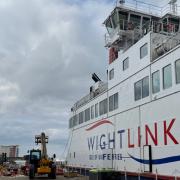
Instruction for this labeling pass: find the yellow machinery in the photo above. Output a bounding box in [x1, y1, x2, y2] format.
[29, 132, 56, 179]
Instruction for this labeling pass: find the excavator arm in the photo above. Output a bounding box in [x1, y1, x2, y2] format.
[35, 132, 48, 159]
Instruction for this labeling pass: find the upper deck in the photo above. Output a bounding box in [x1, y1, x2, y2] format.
[104, 0, 180, 57]
[69, 0, 180, 129]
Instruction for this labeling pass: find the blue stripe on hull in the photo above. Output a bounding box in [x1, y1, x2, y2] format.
[129, 154, 180, 164]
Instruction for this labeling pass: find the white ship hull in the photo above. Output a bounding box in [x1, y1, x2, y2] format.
[67, 1, 180, 178]
[68, 91, 180, 176]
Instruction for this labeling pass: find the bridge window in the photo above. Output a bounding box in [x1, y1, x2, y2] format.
[130, 14, 141, 27]
[140, 43, 148, 59]
[175, 59, 180, 84]
[142, 17, 150, 26]
[118, 11, 128, 30]
[99, 98, 108, 116]
[106, 18, 113, 35]
[123, 57, 129, 71]
[112, 12, 118, 29]
[152, 70, 160, 94]
[163, 64, 172, 89]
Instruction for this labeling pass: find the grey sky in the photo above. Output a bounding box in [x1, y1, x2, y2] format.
[0, 0, 179, 159]
[0, 0, 111, 158]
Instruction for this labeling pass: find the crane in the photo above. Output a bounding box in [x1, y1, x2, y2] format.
[29, 132, 56, 179]
[35, 132, 48, 159]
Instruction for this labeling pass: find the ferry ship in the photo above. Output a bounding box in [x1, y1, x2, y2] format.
[66, 0, 180, 178]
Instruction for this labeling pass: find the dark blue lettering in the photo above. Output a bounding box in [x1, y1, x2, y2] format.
[108, 132, 115, 149]
[103, 154, 106, 160]
[100, 134, 106, 149]
[88, 136, 95, 150]
[117, 130, 125, 149]
[96, 136, 99, 150]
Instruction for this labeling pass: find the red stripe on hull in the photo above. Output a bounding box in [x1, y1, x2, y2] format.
[86, 119, 113, 131]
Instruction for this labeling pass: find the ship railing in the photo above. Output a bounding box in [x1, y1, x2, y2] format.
[105, 19, 131, 47]
[74, 94, 91, 109]
[151, 21, 180, 34]
[105, 19, 151, 47]
[151, 20, 180, 61]
[105, 18, 180, 47]
[118, 0, 180, 17]
[73, 82, 108, 110]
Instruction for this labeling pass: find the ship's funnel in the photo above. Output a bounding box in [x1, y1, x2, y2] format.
[92, 73, 101, 83]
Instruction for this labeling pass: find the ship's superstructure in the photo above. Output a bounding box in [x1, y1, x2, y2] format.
[67, 0, 180, 178]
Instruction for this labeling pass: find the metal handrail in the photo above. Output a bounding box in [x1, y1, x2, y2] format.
[118, 0, 180, 17]
[105, 18, 180, 47]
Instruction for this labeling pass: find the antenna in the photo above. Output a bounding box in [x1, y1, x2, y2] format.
[168, 0, 177, 14]
[119, 0, 125, 5]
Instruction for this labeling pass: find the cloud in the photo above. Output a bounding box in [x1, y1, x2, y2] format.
[0, 0, 174, 158]
[0, 0, 111, 157]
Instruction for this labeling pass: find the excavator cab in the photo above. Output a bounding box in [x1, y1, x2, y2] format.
[30, 149, 41, 162]
[29, 149, 41, 176]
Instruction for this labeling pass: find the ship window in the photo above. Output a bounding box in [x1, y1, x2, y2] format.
[91, 105, 94, 119]
[130, 14, 141, 27]
[69, 118, 71, 128]
[118, 11, 128, 30]
[123, 57, 129, 71]
[142, 76, 149, 98]
[85, 108, 90, 122]
[152, 70, 160, 94]
[109, 95, 114, 112]
[169, 18, 179, 32]
[134, 80, 142, 101]
[163, 64, 172, 89]
[175, 59, 180, 84]
[109, 93, 118, 112]
[112, 12, 118, 29]
[99, 98, 108, 116]
[73, 115, 78, 126]
[114, 93, 118, 109]
[109, 69, 114, 80]
[142, 17, 150, 26]
[134, 76, 149, 101]
[95, 103, 98, 118]
[79, 111, 84, 124]
[140, 43, 148, 59]
[69, 118, 72, 128]
[69, 117, 75, 128]
[106, 18, 113, 35]
[142, 17, 150, 34]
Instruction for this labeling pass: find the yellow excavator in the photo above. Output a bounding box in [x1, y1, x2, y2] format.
[29, 132, 56, 179]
